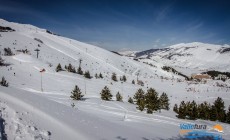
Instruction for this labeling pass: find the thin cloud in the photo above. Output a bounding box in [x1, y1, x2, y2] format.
[186, 22, 203, 32]
[156, 3, 174, 22]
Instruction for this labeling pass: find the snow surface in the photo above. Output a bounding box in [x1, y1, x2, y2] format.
[0, 19, 230, 140]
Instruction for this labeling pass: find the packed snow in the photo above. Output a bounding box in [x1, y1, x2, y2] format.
[0, 19, 230, 140]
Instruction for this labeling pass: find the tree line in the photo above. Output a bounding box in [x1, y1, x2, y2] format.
[173, 97, 230, 124]
[70, 85, 169, 114]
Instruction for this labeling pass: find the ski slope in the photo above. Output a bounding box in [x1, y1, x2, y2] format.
[0, 19, 230, 139]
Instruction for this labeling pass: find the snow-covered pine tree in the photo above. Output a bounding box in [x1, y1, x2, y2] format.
[116, 92, 123, 102]
[111, 73, 117, 81]
[70, 85, 84, 100]
[100, 86, 113, 101]
[159, 92, 170, 110]
[145, 88, 159, 114]
[56, 63, 63, 72]
[0, 77, 9, 87]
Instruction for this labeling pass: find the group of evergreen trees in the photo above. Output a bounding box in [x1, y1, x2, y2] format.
[99, 86, 124, 102]
[65, 64, 76, 73]
[132, 88, 170, 114]
[56, 63, 92, 79]
[4, 47, 14, 56]
[0, 77, 9, 87]
[95, 73, 103, 79]
[120, 75, 127, 82]
[174, 97, 230, 124]
[111, 73, 127, 82]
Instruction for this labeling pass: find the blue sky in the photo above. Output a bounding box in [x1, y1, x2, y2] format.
[0, 0, 230, 51]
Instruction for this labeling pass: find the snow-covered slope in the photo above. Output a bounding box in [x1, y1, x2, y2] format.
[135, 42, 230, 75]
[1, 19, 230, 140]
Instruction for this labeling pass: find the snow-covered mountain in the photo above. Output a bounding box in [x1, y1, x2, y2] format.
[1, 19, 230, 140]
[135, 42, 230, 70]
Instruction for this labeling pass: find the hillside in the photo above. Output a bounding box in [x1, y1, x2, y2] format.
[0, 19, 230, 140]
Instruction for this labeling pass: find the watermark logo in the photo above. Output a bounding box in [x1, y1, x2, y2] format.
[180, 123, 223, 140]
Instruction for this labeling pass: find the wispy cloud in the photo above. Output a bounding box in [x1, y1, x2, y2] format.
[155, 3, 174, 22]
[186, 22, 203, 32]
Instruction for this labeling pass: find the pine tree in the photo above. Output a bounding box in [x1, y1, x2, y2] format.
[67, 63, 76, 73]
[210, 105, 218, 121]
[100, 86, 113, 101]
[70, 85, 84, 100]
[122, 75, 127, 82]
[111, 73, 117, 81]
[0, 77, 9, 87]
[56, 63, 63, 72]
[173, 104, 178, 113]
[198, 102, 210, 120]
[99, 73, 103, 78]
[145, 88, 160, 114]
[116, 92, 123, 102]
[128, 97, 134, 104]
[133, 88, 145, 111]
[132, 80, 135, 84]
[226, 106, 230, 124]
[0, 56, 4, 66]
[188, 100, 198, 120]
[95, 73, 98, 79]
[77, 66, 83, 75]
[84, 71, 91, 79]
[214, 97, 226, 122]
[177, 101, 187, 119]
[159, 92, 170, 110]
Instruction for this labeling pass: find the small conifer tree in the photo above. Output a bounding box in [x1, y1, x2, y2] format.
[159, 92, 170, 110]
[177, 101, 187, 119]
[77, 66, 83, 75]
[0, 77, 9, 87]
[226, 106, 230, 124]
[133, 88, 145, 111]
[84, 71, 91, 79]
[70, 85, 84, 100]
[111, 73, 117, 81]
[173, 104, 178, 113]
[145, 88, 159, 114]
[99, 73, 103, 78]
[116, 92, 123, 102]
[128, 97, 134, 104]
[100, 86, 113, 101]
[56, 63, 63, 72]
